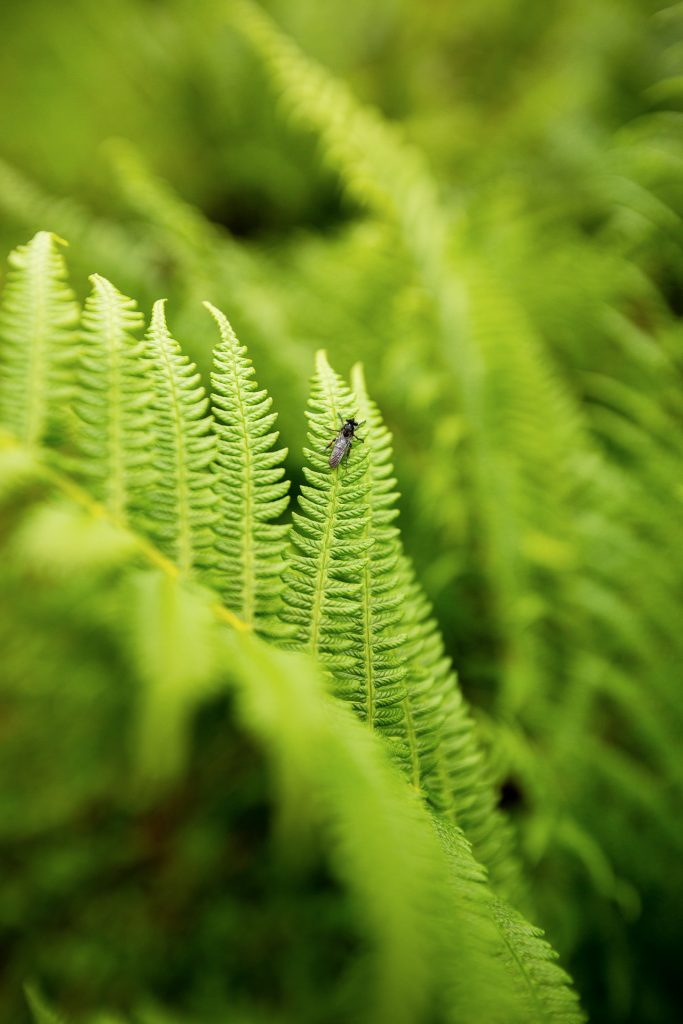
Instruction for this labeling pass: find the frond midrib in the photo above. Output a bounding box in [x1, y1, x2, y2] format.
[232, 344, 256, 623]
[308, 456, 340, 655]
[101, 283, 126, 524]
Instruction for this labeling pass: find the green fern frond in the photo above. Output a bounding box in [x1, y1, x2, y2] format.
[224, 631, 558, 1024]
[74, 274, 156, 525]
[143, 299, 217, 574]
[279, 351, 372, 675]
[206, 302, 290, 626]
[435, 819, 585, 1024]
[350, 362, 521, 893]
[0, 231, 79, 446]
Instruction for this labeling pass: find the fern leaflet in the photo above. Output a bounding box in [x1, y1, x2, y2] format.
[0, 231, 79, 446]
[74, 274, 156, 525]
[207, 301, 289, 626]
[143, 299, 217, 574]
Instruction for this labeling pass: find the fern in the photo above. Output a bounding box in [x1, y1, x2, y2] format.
[279, 350, 371, 668]
[0, 231, 79, 446]
[351, 361, 522, 896]
[207, 301, 290, 626]
[281, 354, 521, 898]
[0, 233, 585, 1023]
[1, 425, 581, 1024]
[74, 274, 156, 525]
[143, 299, 216, 574]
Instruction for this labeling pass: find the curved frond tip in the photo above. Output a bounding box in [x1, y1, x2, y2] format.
[207, 300, 290, 627]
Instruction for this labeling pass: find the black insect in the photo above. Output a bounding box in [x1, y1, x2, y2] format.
[326, 414, 365, 469]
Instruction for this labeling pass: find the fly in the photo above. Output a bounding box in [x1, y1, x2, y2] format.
[326, 414, 365, 469]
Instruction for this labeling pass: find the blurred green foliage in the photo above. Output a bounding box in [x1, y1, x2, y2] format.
[1, 1, 683, 1022]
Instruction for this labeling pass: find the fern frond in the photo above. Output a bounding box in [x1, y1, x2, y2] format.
[401, 554, 522, 889]
[0, 231, 79, 445]
[206, 302, 290, 626]
[435, 819, 585, 1024]
[2, 418, 583, 1024]
[143, 299, 217, 574]
[350, 362, 521, 894]
[224, 632, 556, 1024]
[74, 274, 155, 525]
[278, 351, 371, 674]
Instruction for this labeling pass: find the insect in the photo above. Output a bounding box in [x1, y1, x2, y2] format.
[326, 414, 365, 469]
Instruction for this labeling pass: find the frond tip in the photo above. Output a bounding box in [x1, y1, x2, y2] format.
[74, 274, 156, 525]
[278, 350, 371, 678]
[207, 301, 290, 626]
[144, 299, 217, 574]
[0, 231, 79, 445]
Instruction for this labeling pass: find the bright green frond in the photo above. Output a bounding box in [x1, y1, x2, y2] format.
[351, 362, 521, 894]
[74, 274, 156, 525]
[0, 231, 79, 446]
[435, 819, 585, 1024]
[398, 554, 523, 898]
[223, 632, 553, 1024]
[206, 301, 290, 626]
[278, 351, 370, 671]
[143, 299, 217, 574]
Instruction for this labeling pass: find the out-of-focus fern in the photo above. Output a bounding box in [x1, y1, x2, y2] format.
[207, 301, 290, 627]
[0, 156, 161, 296]
[0, 231, 79, 446]
[143, 299, 216, 574]
[25, 985, 67, 1024]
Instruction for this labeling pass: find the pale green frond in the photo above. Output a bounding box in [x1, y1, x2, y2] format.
[143, 299, 217, 574]
[74, 274, 156, 525]
[0, 231, 79, 445]
[206, 301, 290, 626]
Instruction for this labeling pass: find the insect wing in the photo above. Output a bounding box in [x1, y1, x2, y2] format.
[329, 434, 350, 468]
